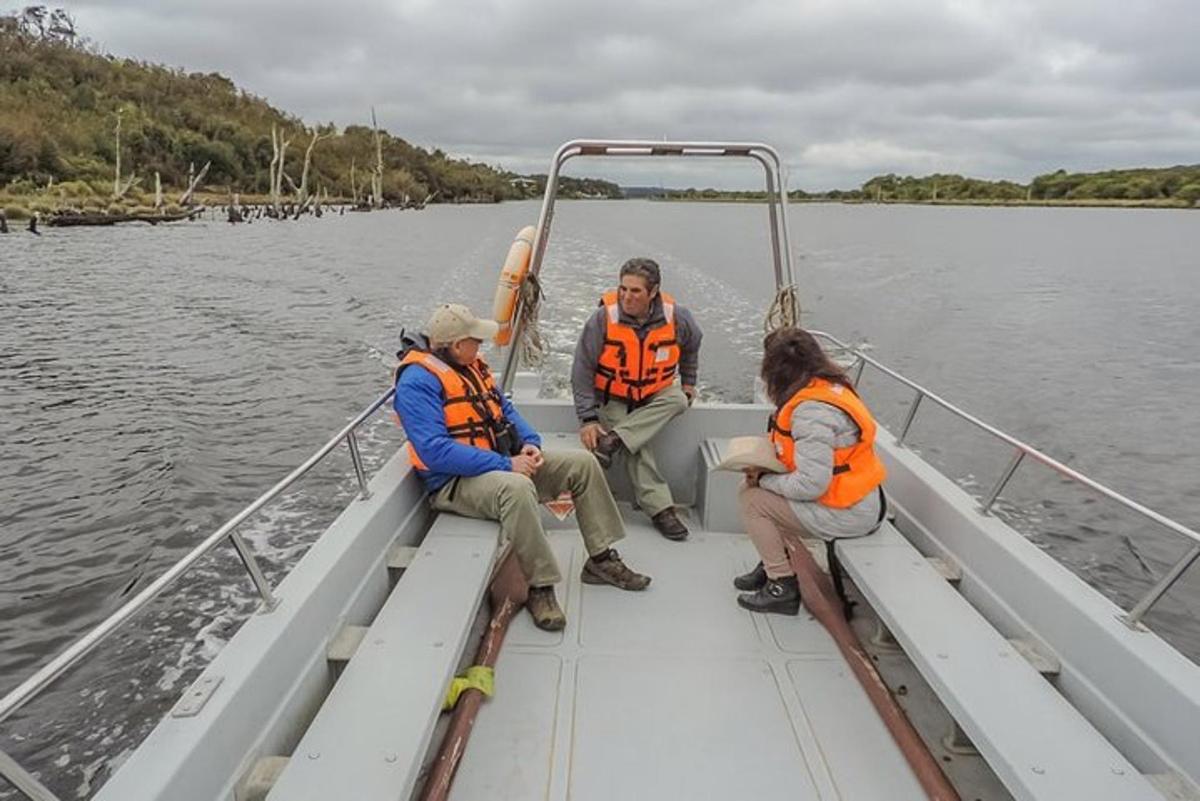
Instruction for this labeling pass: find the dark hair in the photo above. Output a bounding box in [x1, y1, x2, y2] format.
[760, 327, 855, 406]
[619, 257, 661, 290]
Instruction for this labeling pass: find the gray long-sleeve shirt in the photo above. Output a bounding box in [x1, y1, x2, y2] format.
[571, 294, 703, 421]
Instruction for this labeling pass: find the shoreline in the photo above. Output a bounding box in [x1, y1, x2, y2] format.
[651, 195, 1197, 209]
[3, 191, 1195, 227]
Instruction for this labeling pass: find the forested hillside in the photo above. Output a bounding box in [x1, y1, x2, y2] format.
[0, 6, 524, 206]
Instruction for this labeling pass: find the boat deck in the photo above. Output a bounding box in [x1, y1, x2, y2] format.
[448, 509, 927, 801]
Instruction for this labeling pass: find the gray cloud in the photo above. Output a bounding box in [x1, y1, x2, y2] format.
[65, 0, 1200, 189]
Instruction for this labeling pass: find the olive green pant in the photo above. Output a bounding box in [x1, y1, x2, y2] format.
[430, 449, 624, 587]
[598, 384, 690, 517]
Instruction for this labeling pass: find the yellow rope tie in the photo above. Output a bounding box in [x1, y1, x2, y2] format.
[442, 665, 495, 711]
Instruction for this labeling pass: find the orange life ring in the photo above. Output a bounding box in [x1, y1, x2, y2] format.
[492, 225, 536, 346]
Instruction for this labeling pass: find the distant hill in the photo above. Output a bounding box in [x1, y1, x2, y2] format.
[0, 7, 525, 203]
[622, 186, 671, 199]
[523, 174, 622, 199]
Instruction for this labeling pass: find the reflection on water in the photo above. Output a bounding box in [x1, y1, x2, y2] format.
[2, 200, 1198, 796]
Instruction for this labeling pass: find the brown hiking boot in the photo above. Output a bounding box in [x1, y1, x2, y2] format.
[592, 430, 623, 469]
[581, 549, 651, 591]
[526, 586, 566, 631]
[651, 507, 689, 541]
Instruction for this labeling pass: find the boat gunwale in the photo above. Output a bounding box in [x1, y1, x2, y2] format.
[810, 328, 1200, 629]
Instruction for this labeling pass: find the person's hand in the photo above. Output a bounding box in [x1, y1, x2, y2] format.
[579, 422, 606, 450]
[521, 444, 545, 468]
[510, 453, 541, 477]
[743, 469, 763, 488]
[682, 385, 697, 406]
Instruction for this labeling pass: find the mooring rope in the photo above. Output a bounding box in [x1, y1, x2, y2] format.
[516, 271, 547, 367]
[764, 283, 801, 333]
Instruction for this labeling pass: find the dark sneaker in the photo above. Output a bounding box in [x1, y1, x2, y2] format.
[581, 549, 651, 591]
[651, 508, 689, 541]
[527, 586, 566, 631]
[737, 575, 801, 615]
[592, 430, 623, 469]
[733, 561, 767, 591]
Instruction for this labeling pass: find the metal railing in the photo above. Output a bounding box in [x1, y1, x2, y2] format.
[0, 388, 396, 801]
[812, 330, 1200, 631]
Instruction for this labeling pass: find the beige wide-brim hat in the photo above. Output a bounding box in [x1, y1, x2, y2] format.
[712, 435, 788, 473]
[427, 303, 500, 344]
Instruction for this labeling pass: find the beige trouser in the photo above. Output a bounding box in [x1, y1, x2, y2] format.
[738, 484, 815, 579]
[597, 384, 689, 517]
[431, 449, 624, 586]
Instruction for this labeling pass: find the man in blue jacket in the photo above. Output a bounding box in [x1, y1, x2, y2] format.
[394, 303, 651, 631]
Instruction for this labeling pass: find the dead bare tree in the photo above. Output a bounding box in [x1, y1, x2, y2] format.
[112, 108, 123, 199]
[269, 124, 293, 216]
[350, 157, 358, 205]
[371, 107, 384, 209]
[179, 161, 211, 206]
[297, 128, 333, 206]
[114, 173, 141, 200]
[154, 172, 163, 209]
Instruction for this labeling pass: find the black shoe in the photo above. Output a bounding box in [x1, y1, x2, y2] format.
[733, 561, 767, 591]
[737, 575, 801, 615]
[592, 431, 623, 469]
[651, 507, 689, 541]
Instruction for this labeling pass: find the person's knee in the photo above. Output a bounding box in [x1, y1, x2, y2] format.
[738, 484, 771, 515]
[558, 448, 607, 490]
[496, 473, 537, 508]
[562, 448, 600, 474]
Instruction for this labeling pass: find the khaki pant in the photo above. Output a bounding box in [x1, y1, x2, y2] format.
[431, 449, 624, 586]
[597, 384, 689, 517]
[738, 484, 812, 579]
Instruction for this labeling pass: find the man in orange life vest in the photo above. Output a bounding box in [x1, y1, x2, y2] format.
[394, 303, 651, 631]
[572, 258, 703, 540]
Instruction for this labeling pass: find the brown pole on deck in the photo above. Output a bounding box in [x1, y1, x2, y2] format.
[789, 544, 961, 801]
[419, 549, 529, 801]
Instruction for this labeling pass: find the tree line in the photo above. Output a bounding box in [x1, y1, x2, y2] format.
[659, 168, 1200, 207]
[856, 168, 1200, 205]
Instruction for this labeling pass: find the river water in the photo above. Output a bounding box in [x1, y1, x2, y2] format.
[1, 200, 1198, 796]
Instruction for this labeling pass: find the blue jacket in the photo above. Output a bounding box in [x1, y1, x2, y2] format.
[393, 356, 542, 493]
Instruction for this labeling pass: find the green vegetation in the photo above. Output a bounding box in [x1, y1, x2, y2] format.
[858, 173, 1024, 202]
[856, 168, 1200, 206]
[522, 175, 622, 199]
[0, 6, 527, 216]
[653, 167, 1200, 208]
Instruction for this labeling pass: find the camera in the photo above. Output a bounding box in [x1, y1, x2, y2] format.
[493, 421, 524, 456]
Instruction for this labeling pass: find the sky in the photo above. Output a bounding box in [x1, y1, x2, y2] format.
[60, 0, 1200, 190]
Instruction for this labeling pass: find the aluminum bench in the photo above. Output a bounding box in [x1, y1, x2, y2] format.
[267, 513, 499, 801]
[838, 524, 1161, 801]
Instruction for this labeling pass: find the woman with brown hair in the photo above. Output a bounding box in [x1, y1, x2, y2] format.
[735, 327, 887, 615]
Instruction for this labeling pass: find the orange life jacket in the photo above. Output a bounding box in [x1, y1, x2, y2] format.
[396, 349, 506, 471]
[594, 290, 681, 407]
[768, 378, 887, 508]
